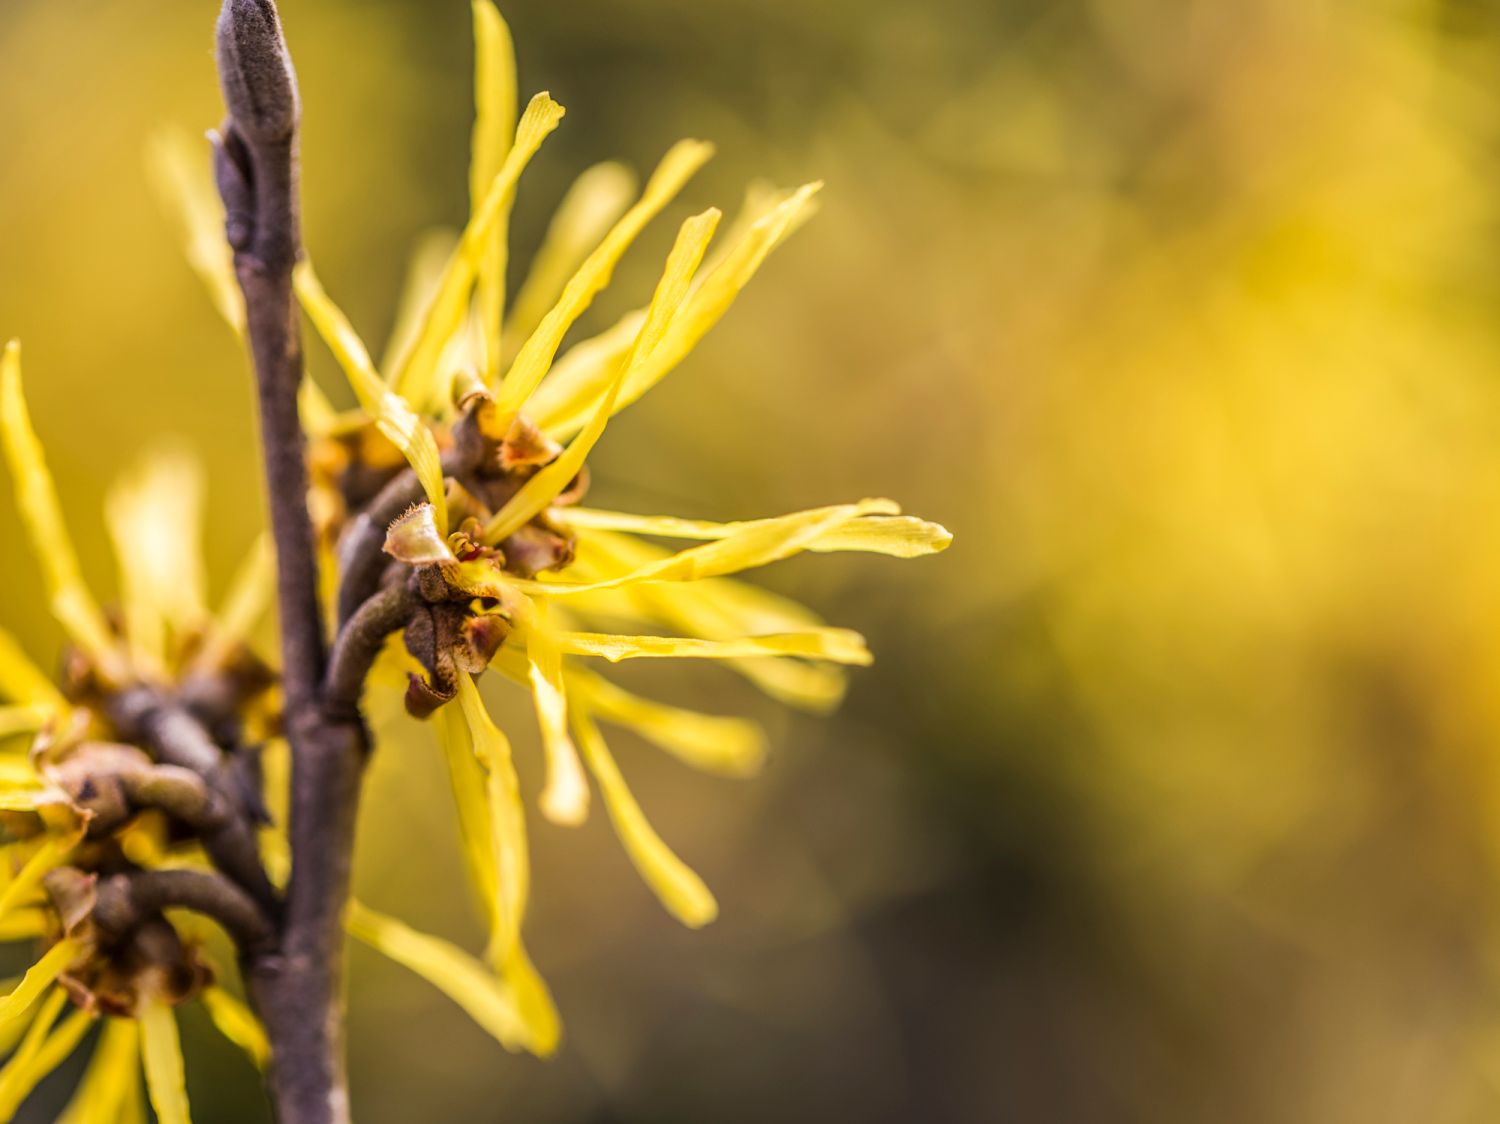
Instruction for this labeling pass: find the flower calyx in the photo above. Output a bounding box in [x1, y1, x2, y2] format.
[384, 506, 522, 718]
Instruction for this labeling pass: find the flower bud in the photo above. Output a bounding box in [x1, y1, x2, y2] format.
[216, 0, 300, 144]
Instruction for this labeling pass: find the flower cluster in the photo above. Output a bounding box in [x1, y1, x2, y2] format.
[0, 346, 278, 1119]
[0, 1, 949, 1116]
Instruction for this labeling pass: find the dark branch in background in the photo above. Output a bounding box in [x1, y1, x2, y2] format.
[89, 763, 219, 833]
[214, 0, 320, 709]
[108, 689, 221, 776]
[93, 869, 276, 958]
[215, 2, 373, 1121]
[107, 688, 279, 916]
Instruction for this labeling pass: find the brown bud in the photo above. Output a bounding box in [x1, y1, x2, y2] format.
[216, 0, 300, 143]
[456, 614, 511, 674]
[44, 867, 98, 938]
[404, 673, 456, 720]
[403, 608, 439, 675]
[45, 742, 152, 835]
[500, 415, 563, 470]
[501, 523, 576, 578]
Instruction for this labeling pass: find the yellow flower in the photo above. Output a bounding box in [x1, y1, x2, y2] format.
[154, 0, 950, 1060]
[0, 343, 282, 1119]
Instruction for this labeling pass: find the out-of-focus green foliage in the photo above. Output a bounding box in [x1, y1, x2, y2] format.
[5, 0, 1500, 1121]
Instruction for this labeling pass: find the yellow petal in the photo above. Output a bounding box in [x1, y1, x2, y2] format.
[526, 182, 805, 436]
[0, 909, 49, 943]
[482, 207, 722, 545]
[470, 0, 518, 378]
[557, 506, 803, 539]
[140, 1001, 191, 1124]
[614, 209, 723, 368]
[0, 755, 44, 786]
[524, 611, 589, 826]
[0, 627, 64, 713]
[394, 93, 566, 410]
[523, 184, 798, 436]
[698, 180, 819, 280]
[492, 941, 560, 1057]
[492, 138, 715, 424]
[0, 789, 73, 814]
[0, 836, 74, 921]
[453, 675, 530, 960]
[0, 342, 126, 683]
[558, 507, 953, 558]
[567, 529, 848, 711]
[200, 986, 269, 1070]
[0, 986, 85, 1119]
[435, 702, 500, 928]
[257, 737, 291, 889]
[557, 629, 872, 665]
[522, 500, 897, 597]
[0, 1003, 91, 1118]
[0, 751, 43, 784]
[57, 1016, 144, 1124]
[566, 667, 766, 776]
[724, 659, 847, 711]
[380, 229, 460, 375]
[0, 705, 51, 750]
[469, 0, 518, 217]
[572, 708, 717, 927]
[806, 514, 953, 557]
[105, 447, 208, 675]
[295, 262, 450, 534]
[616, 182, 822, 417]
[346, 900, 558, 1057]
[440, 685, 563, 1059]
[523, 310, 645, 434]
[146, 127, 245, 337]
[424, 667, 567, 1056]
[545, 182, 822, 438]
[1, 983, 63, 1063]
[0, 939, 79, 1024]
[31, 1002, 92, 1071]
[192, 532, 275, 674]
[0, 987, 29, 1056]
[504, 163, 638, 356]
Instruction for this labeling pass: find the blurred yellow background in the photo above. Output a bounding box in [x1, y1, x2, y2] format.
[6, 0, 1500, 1120]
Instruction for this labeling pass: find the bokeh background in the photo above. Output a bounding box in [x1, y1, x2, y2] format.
[5, 0, 1500, 1120]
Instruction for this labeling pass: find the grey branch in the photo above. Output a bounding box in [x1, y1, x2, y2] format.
[107, 689, 280, 915]
[324, 582, 420, 720]
[93, 869, 276, 958]
[215, 2, 372, 1121]
[215, 0, 320, 711]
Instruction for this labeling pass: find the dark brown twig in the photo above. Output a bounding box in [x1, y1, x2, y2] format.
[214, 0, 320, 711]
[113, 764, 219, 828]
[215, 2, 370, 1121]
[93, 869, 277, 958]
[108, 687, 224, 778]
[107, 688, 280, 915]
[324, 582, 420, 720]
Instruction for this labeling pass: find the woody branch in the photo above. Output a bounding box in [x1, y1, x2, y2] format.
[211, 1, 424, 1121]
